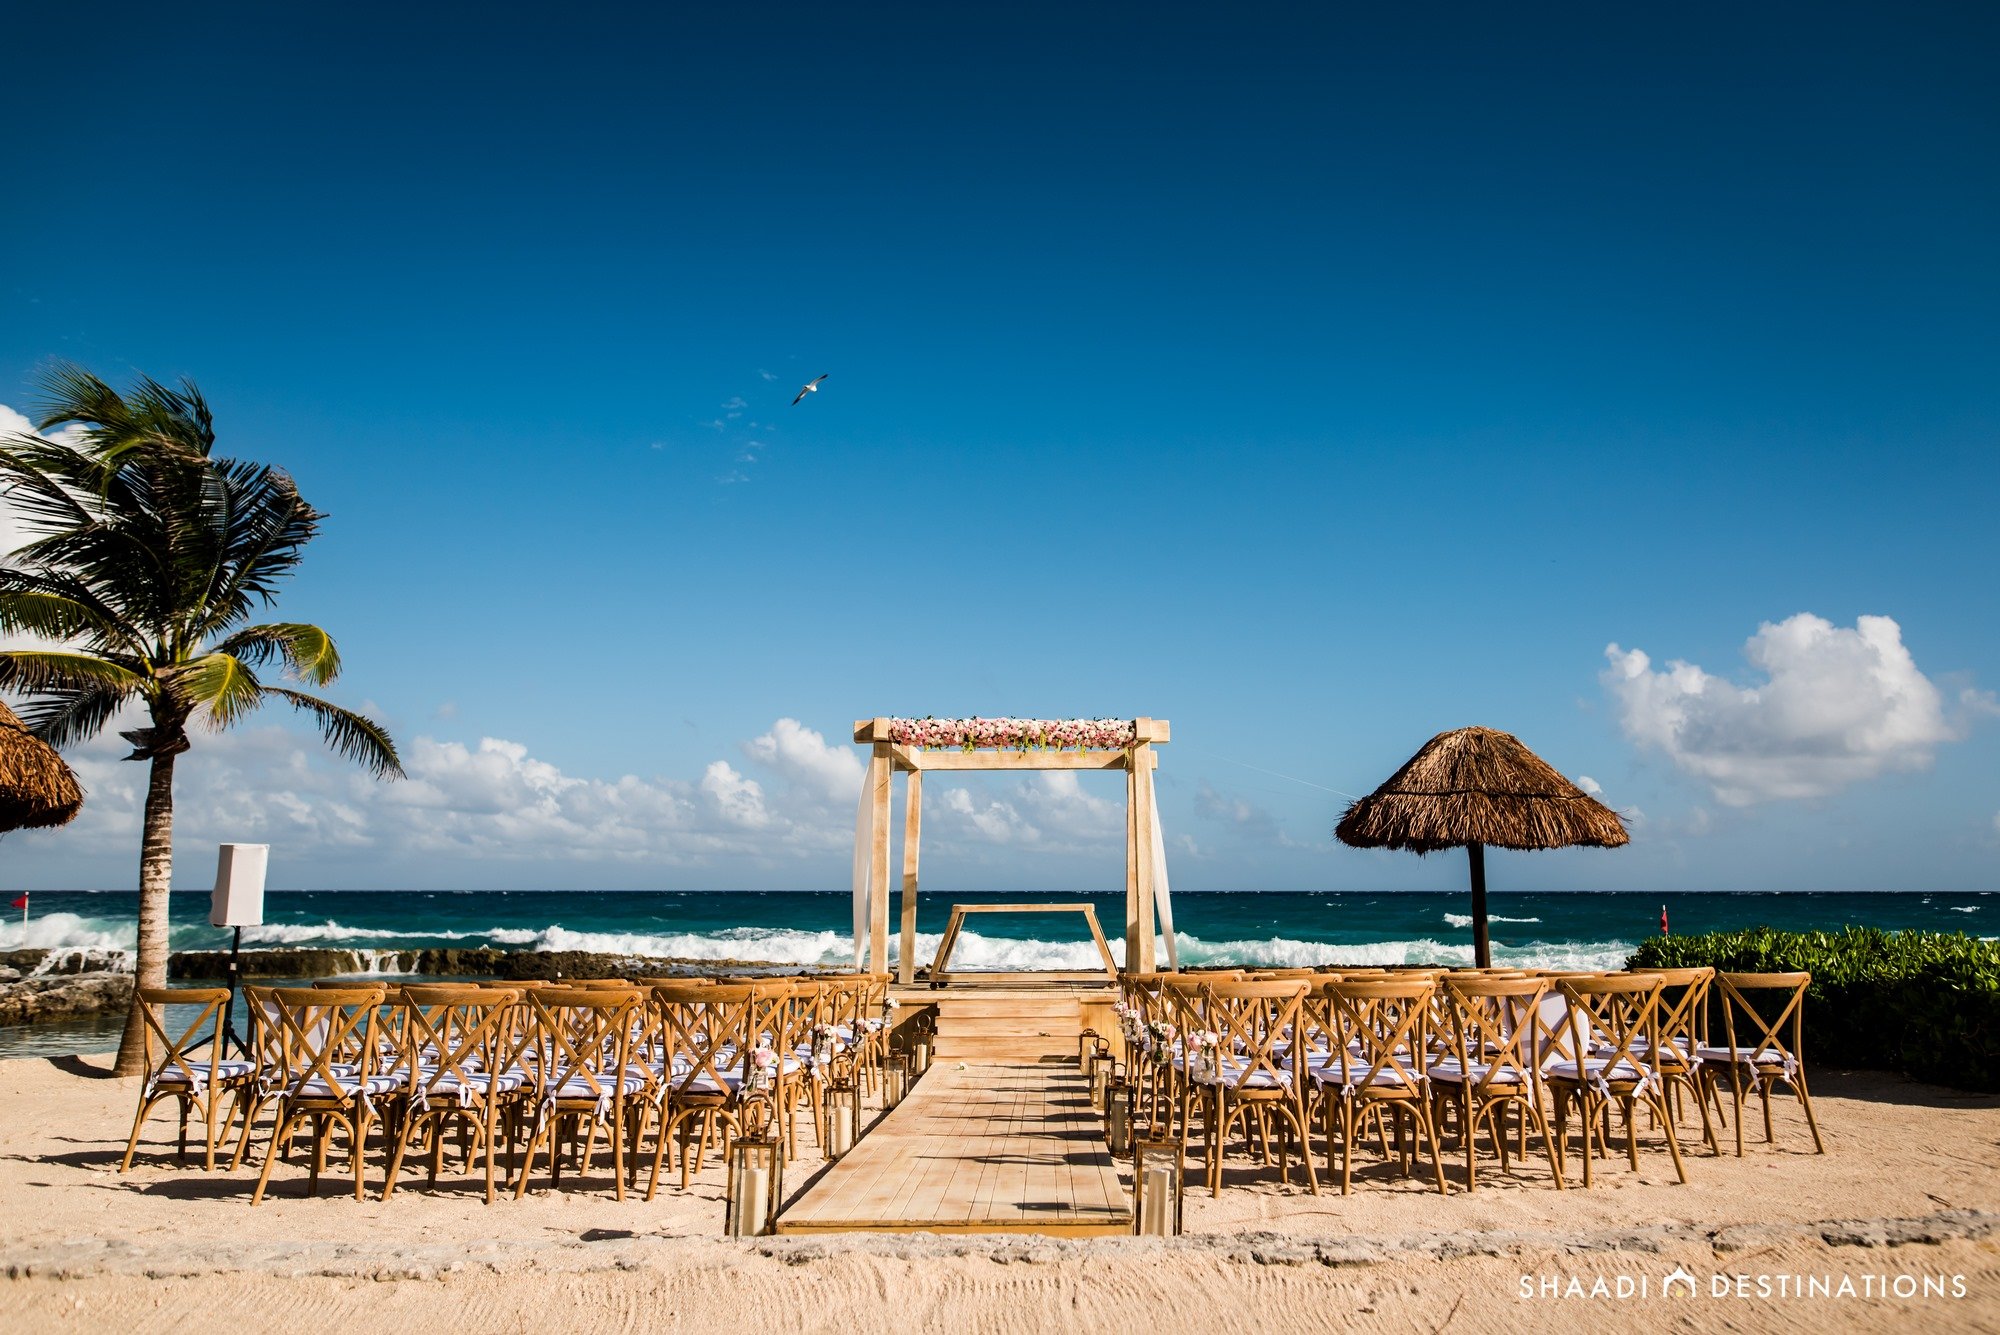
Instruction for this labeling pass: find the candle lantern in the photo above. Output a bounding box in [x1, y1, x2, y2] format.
[1088, 1047, 1115, 1112]
[725, 1127, 783, 1237]
[912, 1036, 931, 1075]
[1106, 1078, 1134, 1155]
[824, 1078, 859, 1158]
[882, 1053, 910, 1109]
[1132, 1133, 1185, 1236]
[1077, 1028, 1100, 1068]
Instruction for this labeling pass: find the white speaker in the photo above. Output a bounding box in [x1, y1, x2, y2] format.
[210, 843, 269, 928]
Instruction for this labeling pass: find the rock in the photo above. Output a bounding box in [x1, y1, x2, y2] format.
[0, 972, 133, 1025]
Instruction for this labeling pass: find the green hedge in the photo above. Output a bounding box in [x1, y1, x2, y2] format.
[1627, 927, 2000, 1093]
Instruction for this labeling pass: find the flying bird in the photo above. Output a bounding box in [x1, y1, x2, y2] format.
[792, 373, 828, 405]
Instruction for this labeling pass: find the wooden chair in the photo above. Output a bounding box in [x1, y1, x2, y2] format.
[1431, 976, 1563, 1190]
[1310, 977, 1449, 1196]
[381, 985, 531, 1203]
[120, 986, 256, 1172]
[645, 983, 757, 1197]
[1545, 975, 1687, 1186]
[250, 986, 394, 1204]
[1192, 980, 1316, 1197]
[1699, 971, 1824, 1156]
[512, 986, 647, 1199]
[227, 984, 287, 1170]
[1642, 966, 1719, 1156]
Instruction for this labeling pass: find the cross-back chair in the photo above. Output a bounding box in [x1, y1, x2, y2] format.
[512, 986, 647, 1200]
[645, 982, 758, 1197]
[1192, 980, 1316, 1197]
[1698, 971, 1824, 1156]
[120, 986, 255, 1173]
[1310, 977, 1449, 1196]
[381, 985, 532, 1203]
[1545, 974, 1688, 1186]
[1431, 976, 1563, 1190]
[250, 985, 396, 1204]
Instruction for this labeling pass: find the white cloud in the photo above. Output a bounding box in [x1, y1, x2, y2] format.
[1603, 613, 1980, 805]
[931, 772, 1123, 850]
[939, 787, 1038, 845]
[29, 715, 867, 870]
[1575, 774, 1603, 795]
[742, 717, 863, 805]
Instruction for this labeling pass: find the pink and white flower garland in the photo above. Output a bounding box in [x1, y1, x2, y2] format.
[887, 717, 1137, 752]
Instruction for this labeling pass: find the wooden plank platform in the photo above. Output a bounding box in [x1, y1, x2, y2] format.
[775, 1060, 1132, 1236]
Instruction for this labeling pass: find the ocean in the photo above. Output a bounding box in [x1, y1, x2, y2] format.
[3, 887, 1991, 1058]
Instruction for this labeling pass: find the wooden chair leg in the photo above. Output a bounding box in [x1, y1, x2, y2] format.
[251, 1108, 299, 1206]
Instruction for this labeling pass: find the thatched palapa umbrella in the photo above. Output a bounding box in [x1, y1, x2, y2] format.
[1336, 727, 1626, 967]
[0, 700, 83, 833]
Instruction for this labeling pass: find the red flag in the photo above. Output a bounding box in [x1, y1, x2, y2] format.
[9, 894, 26, 910]
[1660, 904, 1669, 936]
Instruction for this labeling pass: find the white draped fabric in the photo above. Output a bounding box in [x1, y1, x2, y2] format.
[1146, 777, 1180, 971]
[851, 772, 873, 970]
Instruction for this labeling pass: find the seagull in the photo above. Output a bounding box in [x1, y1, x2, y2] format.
[791, 373, 828, 406]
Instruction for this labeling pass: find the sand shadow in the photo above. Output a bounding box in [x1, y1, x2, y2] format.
[45, 1053, 119, 1080]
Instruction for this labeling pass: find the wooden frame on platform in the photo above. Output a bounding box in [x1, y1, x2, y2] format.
[853, 717, 1174, 983]
[929, 902, 1119, 986]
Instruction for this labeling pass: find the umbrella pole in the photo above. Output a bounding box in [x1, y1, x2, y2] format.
[1467, 843, 1491, 969]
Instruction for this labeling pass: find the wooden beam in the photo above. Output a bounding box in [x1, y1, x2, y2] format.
[901, 749, 1135, 772]
[1124, 762, 1139, 975]
[869, 745, 892, 973]
[854, 717, 894, 744]
[899, 770, 922, 986]
[1133, 741, 1156, 973]
[1133, 717, 1172, 744]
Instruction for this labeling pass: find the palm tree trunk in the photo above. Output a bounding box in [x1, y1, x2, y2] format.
[112, 751, 176, 1076]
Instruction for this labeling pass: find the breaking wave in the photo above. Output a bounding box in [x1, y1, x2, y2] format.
[0, 911, 132, 953]
[1442, 913, 1542, 927]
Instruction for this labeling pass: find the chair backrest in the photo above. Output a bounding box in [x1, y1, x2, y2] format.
[1555, 974, 1666, 1079]
[270, 986, 388, 1098]
[395, 984, 525, 1103]
[521, 986, 643, 1103]
[1322, 976, 1436, 1091]
[1439, 975, 1549, 1097]
[134, 986, 232, 1091]
[1715, 971, 1811, 1071]
[651, 982, 756, 1097]
[1197, 980, 1308, 1091]
[1647, 966, 1714, 1056]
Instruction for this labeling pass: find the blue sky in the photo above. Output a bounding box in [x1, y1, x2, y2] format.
[1, 3, 1995, 895]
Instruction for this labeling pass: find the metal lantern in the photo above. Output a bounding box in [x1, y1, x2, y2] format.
[912, 1036, 931, 1075]
[1132, 1133, 1185, 1236]
[824, 1078, 859, 1158]
[881, 1053, 910, 1109]
[1077, 1028, 1101, 1067]
[1088, 1047, 1115, 1112]
[1106, 1078, 1134, 1156]
[726, 1126, 783, 1237]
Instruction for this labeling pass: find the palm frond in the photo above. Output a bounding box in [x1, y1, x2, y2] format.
[264, 687, 403, 778]
[214, 622, 341, 685]
[163, 652, 264, 728]
[0, 649, 147, 696]
[15, 684, 127, 748]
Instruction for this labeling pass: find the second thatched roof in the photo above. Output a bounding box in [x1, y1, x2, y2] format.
[0, 699, 84, 832]
[1336, 726, 1627, 854]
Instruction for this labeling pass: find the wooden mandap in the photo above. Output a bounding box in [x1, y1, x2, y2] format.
[850, 717, 1180, 983]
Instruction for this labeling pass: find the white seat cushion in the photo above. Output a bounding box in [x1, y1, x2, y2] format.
[550, 1072, 647, 1101]
[293, 1072, 404, 1100]
[1310, 1063, 1421, 1088]
[1546, 1058, 1648, 1084]
[154, 1059, 254, 1085]
[1695, 1045, 1792, 1066]
[1429, 1057, 1522, 1085]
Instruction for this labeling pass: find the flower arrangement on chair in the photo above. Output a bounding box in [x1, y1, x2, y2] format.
[743, 1044, 778, 1095]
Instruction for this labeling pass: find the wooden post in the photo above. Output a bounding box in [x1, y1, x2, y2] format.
[1133, 743, 1156, 974]
[1124, 756, 1140, 974]
[869, 746, 892, 974]
[1467, 842, 1491, 969]
[899, 769, 922, 985]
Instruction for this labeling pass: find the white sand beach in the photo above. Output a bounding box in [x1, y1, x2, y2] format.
[2, 1053, 1996, 1333]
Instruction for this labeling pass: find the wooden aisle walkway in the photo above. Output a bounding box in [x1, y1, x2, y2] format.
[775, 1060, 1133, 1236]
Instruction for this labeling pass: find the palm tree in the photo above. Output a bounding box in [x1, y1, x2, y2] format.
[0, 363, 401, 1074]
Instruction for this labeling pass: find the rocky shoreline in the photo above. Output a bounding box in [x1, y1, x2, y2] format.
[0, 949, 134, 1026]
[1, 946, 814, 1029]
[166, 946, 796, 982]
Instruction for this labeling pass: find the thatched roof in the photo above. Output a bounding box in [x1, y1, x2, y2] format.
[0, 700, 83, 832]
[1335, 726, 1627, 854]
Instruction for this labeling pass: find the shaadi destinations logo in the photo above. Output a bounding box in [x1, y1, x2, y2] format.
[1518, 1265, 1969, 1302]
